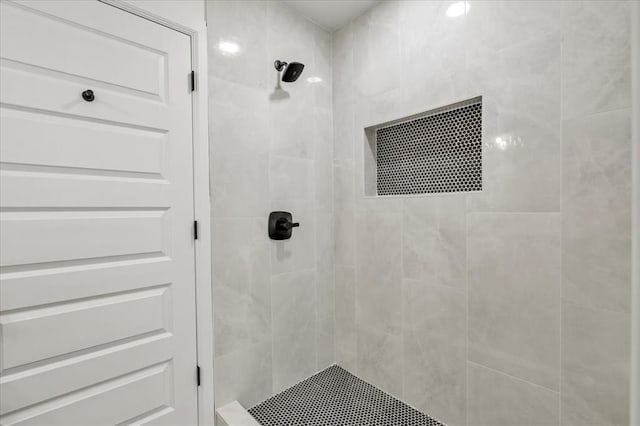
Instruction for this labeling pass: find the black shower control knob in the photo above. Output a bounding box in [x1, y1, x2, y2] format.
[82, 89, 95, 102]
[277, 219, 299, 231]
[268, 211, 299, 240]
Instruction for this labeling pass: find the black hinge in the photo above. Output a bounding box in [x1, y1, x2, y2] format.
[193, 220, 198, 240]
[196, 365, 201, 386]
[190, 70, 196, 92]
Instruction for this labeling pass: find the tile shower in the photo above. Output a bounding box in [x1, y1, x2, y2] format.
[208, 1, 633, 425]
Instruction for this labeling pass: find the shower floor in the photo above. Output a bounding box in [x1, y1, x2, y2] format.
[248, 365, 445, 426]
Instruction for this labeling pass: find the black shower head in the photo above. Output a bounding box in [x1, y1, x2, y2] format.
[274, 60, 305, 83]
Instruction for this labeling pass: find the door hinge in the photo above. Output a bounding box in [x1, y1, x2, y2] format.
[196, 365, 201, 386]
[193, 220, 198, 240]
[190, 70, 196, 92]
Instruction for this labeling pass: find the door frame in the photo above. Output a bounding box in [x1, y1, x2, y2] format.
[96, 1, 214, 424]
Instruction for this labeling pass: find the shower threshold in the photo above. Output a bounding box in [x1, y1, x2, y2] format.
[248, 365, 446, 426]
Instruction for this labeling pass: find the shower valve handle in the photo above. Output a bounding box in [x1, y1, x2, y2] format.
[268, 211, 299, 240]
[276, 218, 299, 230]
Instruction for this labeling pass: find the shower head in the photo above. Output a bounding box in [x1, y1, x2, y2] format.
[274, 60, 305, 82]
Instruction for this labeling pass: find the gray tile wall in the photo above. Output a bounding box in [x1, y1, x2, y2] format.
[207, 0, 334, 409]
[332, 1, 632, 425]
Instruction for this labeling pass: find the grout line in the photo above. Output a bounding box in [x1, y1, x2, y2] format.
[562, 105, 633, 122]
[467, 360, 561, 396]
[465, 193, 470, 426]
[559, 7, 564, 423]
[561, 298, 633, 317]
[400, 197, 406, 400]
[463, 10, 471, 426]
[464, 211, 561, 215]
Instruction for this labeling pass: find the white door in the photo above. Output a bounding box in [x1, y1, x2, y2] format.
[0, 1, 198, 424]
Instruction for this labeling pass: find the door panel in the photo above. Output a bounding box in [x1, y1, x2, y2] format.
[1, 210, 167, 266]
[0, 60, 169, 129]
[0, 0, 165, 97]
[2, 363, 173, 426]
[2, 286, 169, 370]
[0, 1, 198, 424]
[1, 334, 172, 414]
[0, 108, 167, 174]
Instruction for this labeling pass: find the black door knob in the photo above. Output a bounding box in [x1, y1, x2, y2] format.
[82, 90, 95, 102]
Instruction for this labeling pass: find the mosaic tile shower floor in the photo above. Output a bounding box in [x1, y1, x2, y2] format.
[248, 365, 446, 426]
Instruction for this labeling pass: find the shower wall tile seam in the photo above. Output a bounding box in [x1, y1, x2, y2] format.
[465, 211, 561, 215]
[465, 194, 470, 426]
[561, 106, 632, 126]
[561, 298, 633, 317]
[467, 360, 561, 396]
[559, 15, 564, 424]
[400, 197, 406, 401]
[270, 267, 317, 278]
[268, 256, 276, 395]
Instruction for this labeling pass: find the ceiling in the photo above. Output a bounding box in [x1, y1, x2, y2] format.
[281, 0, 381, 31]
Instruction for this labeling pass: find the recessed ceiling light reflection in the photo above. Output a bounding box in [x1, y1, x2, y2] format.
[446, 1, 470, 17]
[218, 40, 240, 56]
[306, 76, 323, 83]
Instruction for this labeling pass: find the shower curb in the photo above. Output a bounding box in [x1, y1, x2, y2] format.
[216, 401, 260, 426]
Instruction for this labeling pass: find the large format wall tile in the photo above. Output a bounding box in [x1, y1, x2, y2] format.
[332, 23, 353, 107]
[271, 269, 317, 394]
[214, 342, 273, 409]
[465, 1, 561, 66]
[466, 35, 561, 212]
[561, 1, 631, 119]
[213, 218, 271, 358]
[269, 155, 314, 201]
[315, 109, 334, 214]
[207, 0, 268, 89]
[403, 279, 466, 426]
[268, 88, 318, 160]
[561, 302, 630, 426]
[334, 159, 355, 206]
[312, 27, 333, 111]
[402, 197, 466, 288]
[270, 200, 315, 275]
[467, 362, 560, 426]
[209, 0, 334, 408]
[209, 78, 270, 157]
[355, 212, 402, 336]
[468, 213, 561, 390]
[399, 0, 468, 114]
[329, 1, 631, 423]
[333, 99, 355, 161]
[267, 0, 315, 70]
[332, 23, 355, 161]
[356, 326, 403, 398]
[335, 266, 357, 372]
[334, 198, 356, 266]
[211, 151, 270, 218]
[562, 109, 631, 313]
[315, 213, 335, 368]
[352, 2, 401, 99]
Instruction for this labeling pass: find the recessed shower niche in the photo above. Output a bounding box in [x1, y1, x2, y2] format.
[364, 97, 483, 196]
